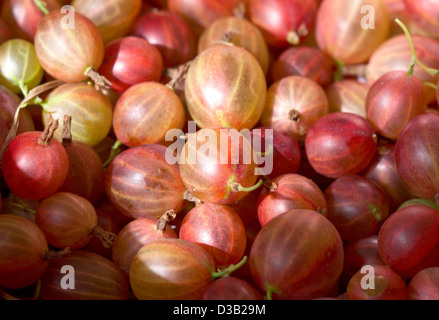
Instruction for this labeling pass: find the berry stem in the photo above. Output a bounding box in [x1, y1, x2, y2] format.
[212, 256, 247, 278]
[424, 82, 438, 91]
[18, 82, 28, 97]
[103, 140, 123, 167]
[334, 59, 344, 82]
[91, 226, 117, 249]
[155, 210, 177, 232]
[38, 115, 58, 145]
[395, 18, 439, 77]
[61, 115, 72, 144]
[5, 202, 37, 214]
[43, 247, 71, 261]
[33, 0, 49, 15]
[230, 179, 263, 193]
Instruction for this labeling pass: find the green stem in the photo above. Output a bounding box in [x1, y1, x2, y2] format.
[395, 18, 439, 77]
[232, 179, 264, 193]
[33, 0, 49, 15]
[18, 82, 28, 97]
[265, 285, 280, 300]
[33, 280, 41, 300]
[103, 140, 123, 167]
[435, 194, 439, 208]
[333, 59, 344, 82]
[212, 256, 247, 278]
[7, 202, 37, 214]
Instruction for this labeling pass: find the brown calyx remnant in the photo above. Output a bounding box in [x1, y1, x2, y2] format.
[165, 62, 191, 91]
[38, 115, 59, 145]
[86, 68, 112, 91]
[61, 115, 72, 144]
[155, 210, 177, 232]
[91, 226, 117, 249]
[183, 190, 202, 206]
[263, 180, 278, 192]
[43, 247, 71, 261]
[288, 109, 301, 122]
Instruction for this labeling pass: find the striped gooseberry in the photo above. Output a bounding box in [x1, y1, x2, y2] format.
[260, 75, 329, 143]
[178, 127, 261, 205]
[1, 116, 69, 200]
[104, 144, 187, 219]
[249, 209, 344, 300]
[134, 9, 196, 68]
[98, 36, 164, 94]
[257, 173, 327, 227]
[40, 82, 113, 147]
[315, 0, 390, 65]
[35, 192, 116, 250]
[0, 39, 43, 95]
[198, 16, 270, 75]
[248, 0, 317, 48]
[111, 211, 178, 275]
[305, 112, 378, 179]
[184, 43, 266, 130]
[112, 81, 185, 147]
[179, 203, 247, 267]
[0, 214, 70, 289]
[39, 250, 130, 300]
[71, 0, 142, 44]
[34, 11, 108, 88]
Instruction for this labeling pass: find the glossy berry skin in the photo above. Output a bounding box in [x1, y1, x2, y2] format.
[1, 131, 69, 200]
[179, 203, 246, 267]
[167, 0, 241, 36]
[112, 82, 185, 147]
[270, 46, 334, 88]
[111, 217, 177, 275]
[40, 250, 130, 300]
[105, 144, 187, 219]
[250, 209, 344, 300]
[98, 36, 163, 94]
[408, 267, 439, 300]
[305, 112, 377, 179]
[366, 71, 426, 140]
[316, 0, 390, 65]
[341, 236, 385, 288]
[59, 140, 105, 204]
[0, 214, 49, 289]
[346, 265, 408, 300]
[395, 113, 439, 199]
[198, 16, 270, 75]
[257, 174, 327, 227]
[203, 277, 264, 300]
[367, 35, 439, 102]
[261, 76, 329, 143]
[326, 80, 369, 118]
[324, 175, 390, 242]
[130, 239, 217, 300]
[250, 127, 301, 179]
[363, 144, 413, 212]
[134, 10, 196, 68]
[1, 0, 61, 42]
[178, 128, 258, 205]
[71, 0, 142, 44]
[378, 205, 439, 278]
[404, 0, 439, 38]
[184, 44, 266, 130]
[34, 11, 105, 83]
[35, 192, 99, 250]
[41, 82, 113, 147]
[248, 0, 317, 48]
